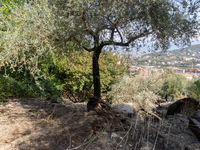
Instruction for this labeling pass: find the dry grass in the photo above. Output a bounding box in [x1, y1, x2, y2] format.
[0, 98, 199, 150]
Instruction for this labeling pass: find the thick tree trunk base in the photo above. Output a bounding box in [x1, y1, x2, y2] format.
[87, 96, 111, 112]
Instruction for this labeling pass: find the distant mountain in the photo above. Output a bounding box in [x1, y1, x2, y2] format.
[142, 44, 200, 57]
[133, 44, 200, 69]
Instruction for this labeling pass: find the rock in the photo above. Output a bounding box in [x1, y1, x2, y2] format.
[110, 132, 118, 138]
[185, 143, 200, 150]
[193, 109, 200, 122]
[140, 141, 153, 150]
[156, 109, 167, 117]
[189, 118, 200, 142]
[195, 110, 200, 118]
[167, 98, 199, 116]
[111, 103, 138, 118]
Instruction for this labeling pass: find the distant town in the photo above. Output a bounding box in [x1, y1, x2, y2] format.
[128, 44, 200, 81]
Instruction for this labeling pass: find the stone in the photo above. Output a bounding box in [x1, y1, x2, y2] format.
[185, 143, 200, 150]
[189, 118, 200, 142]
[167, 98, 199, 116]
[111, 103, 138, 118]
[140, 141, 153, 150]
[110, 132, 118, 138]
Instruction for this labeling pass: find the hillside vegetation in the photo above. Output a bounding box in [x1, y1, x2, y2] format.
[135, 44, 200, 68]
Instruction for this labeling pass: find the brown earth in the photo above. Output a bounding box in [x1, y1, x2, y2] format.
[0, 98, 200, 150]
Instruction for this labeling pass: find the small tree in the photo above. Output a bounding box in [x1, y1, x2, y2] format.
[50, 0, 199, 108]
[160, 74, 187, 101]
[187, 79, 200, 101]
[107, 74, 164, 112]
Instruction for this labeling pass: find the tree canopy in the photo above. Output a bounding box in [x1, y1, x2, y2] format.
[52, 0, 199, 50]
[50, 0, 199, 100]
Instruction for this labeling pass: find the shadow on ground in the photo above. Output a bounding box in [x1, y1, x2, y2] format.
[0, 98, 139, 150]
[0, 98, 200, 150]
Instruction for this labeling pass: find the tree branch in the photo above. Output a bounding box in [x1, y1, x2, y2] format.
[82, 12, 97, 41]
[83, 46, 94, 52]
[127, 29, 156, 45]
[102, 29, 156, 47]
[73, 37, 94, 52]
[110, 28, 115, 42]
[106, 17, 123, 43]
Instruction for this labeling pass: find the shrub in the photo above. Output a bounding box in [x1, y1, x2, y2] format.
[159, 74, 187, 101]
[187, 79, 200, 101]
[40, 49, 127, 102]
[0, 67, 62, 101]
[107, 74, 164, 111]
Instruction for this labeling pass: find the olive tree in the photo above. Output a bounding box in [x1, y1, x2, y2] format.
[160, 74, 187, 101]
[51, 0, 199, 107]
[187, 79, 200, 101]
[0, 0, 199, 110]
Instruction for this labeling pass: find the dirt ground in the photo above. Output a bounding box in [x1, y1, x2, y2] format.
[0, 98, 200, 150]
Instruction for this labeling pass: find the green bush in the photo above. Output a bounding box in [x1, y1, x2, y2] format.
[159, 74, 187, 100]
[0, 67, 62, 102]
[0, 46, 126, 102]
[107, 74, 164, 111]
[187, 79, 200, 101]
[40, 50, 127, 101]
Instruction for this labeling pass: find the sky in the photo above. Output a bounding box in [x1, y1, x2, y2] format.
[141, 38, 200, 52]
[129, 37, 200, 56]
[107, 37, 200, 56]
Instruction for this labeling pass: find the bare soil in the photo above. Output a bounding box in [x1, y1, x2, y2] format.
[0, 98, 199, 150]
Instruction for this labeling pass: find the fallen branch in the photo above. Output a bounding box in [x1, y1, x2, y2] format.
[146, 111, 161, 120]
[59, 112, 77, 128]
[141, 108, 161, 120]
[68, 128, 104, 150]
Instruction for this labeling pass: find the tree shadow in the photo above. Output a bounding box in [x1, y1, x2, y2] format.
[1, 98, 93, 150]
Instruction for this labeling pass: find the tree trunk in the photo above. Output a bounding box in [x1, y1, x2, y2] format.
[165, 95, 168, 101]
[92, 46, 102, 98]
[87, 46, 103, 111]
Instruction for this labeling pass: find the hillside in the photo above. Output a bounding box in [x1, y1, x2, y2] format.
[1, 98, 200, 150]
[134, 44, 200, 68]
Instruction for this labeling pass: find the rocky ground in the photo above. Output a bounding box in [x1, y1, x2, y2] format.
[0, 98, 200, 150]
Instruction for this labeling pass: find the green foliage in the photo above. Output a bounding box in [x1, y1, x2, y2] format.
[159, 74, 187, 100]
[107, 74, 164, 111]
[0, 1, 56, 77]
[0, 0, 199, 102]
[51, 0, 199, 52]
[187, 79, 200, 101]
[0, 66, 62, 102]
[41, 50, 127, 101]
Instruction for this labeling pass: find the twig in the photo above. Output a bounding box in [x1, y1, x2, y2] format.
[59, 112, 77, 128]
[70, 128, 104, 150]
[166, 124, 172, 148]
[117, 121, 133, 148]
[134, 125, 145, 150]
[66, 128, 72, 150]
[83, 129, 104, 150]
[132, 114, 139, 139]
[46, 105, 56, 121]
[153, 120, 162, 150]
[144, 110, 161, 120]
[147, 116, 150, 148]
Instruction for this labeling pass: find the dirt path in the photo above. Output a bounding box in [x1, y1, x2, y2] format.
[0, 98, 199, 150]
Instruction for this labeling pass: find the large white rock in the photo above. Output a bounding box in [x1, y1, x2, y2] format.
[111, 103, 138, 118]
